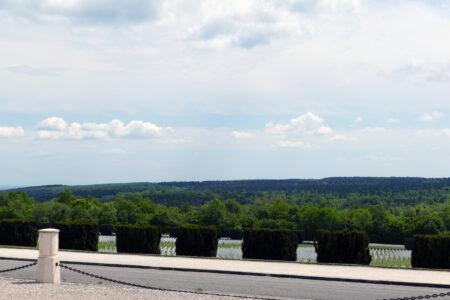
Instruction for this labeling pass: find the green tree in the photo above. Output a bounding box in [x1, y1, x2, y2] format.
[224, 199, 241, 214]
[57, 188, 75, 205]
[98, 203, 117, 225]
[114, 198, 139, 224]
[412, 215, 444, 235]
[198, 198, 226, 228]
[6, 190, 35, 219]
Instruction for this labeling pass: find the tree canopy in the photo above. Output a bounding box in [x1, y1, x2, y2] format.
[1, 178, 449, 243]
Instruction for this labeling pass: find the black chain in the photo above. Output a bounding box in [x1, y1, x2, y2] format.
[379, 291, 450, 300]
[59, 263, 280, 300]
[0, 261, 37, 273]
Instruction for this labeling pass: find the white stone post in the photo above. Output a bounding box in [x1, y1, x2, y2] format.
[37, 228, 60, 283]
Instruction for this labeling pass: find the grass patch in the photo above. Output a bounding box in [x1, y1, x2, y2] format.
[98, 241, 116, 252]
[370, 257, 411, 268]
[160, 242, 175, 248]
[0, 244, 38, 249]
[218, 243, 241, 249]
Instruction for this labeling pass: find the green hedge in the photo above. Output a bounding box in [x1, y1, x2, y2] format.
[220, 229, 243, 240]
[99, 224, 114, 235]
[175, 225, 218, 257]
[55, 222, 98, 251]
[242, 228, 297, 261]
[160, 226, 178, 237]
[412, 234, 449, 269]
[116, 225, 161, 254]
[315, 230, 371, 265]
[403, 237, 414, 250]
[0, 219, 37, 247]
[295, 230, 304, 244]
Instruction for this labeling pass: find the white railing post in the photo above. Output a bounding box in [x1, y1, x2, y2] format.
[37, 228, 60, 283]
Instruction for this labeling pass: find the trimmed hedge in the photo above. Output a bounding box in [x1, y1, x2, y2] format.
[315, 230, 371, 265]
[116, 225, 161, 254]
[403, 237, 414, 250]
[242, 228, 298, 261]
[55, 222, 98, 251]
[176, 225, 218, 257]
[99, 224, 114, 235]
[0, 219, 37, 247]
[220, 229, 243, 240]
[161, 226, 178, 237]
[412, 234, 449, 269]
[295, 229, 304, 244]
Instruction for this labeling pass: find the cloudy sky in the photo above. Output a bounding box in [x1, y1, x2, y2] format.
[1, 0, 450, 186]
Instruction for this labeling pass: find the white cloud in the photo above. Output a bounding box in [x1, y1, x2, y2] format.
[437, 129, 450, 137]
[266, 113, 333, 149]
[35, 117, 170, 140]
[331, 134, 353, 141]
[0, 126, 24, 137]
[416, 128, 450, 137]
[362, 127, 386, 133]
[265, 112, 333, 137]
[231, 131, 251, 139]
[386, 118, 399, 124]
[397, 58, 450, 83]
[355, 117, 363, 123]
[419, 112, 444, 122]
[276, 140, 310, 149]
[188, 1, 306, 49]
[109, 120, 168, 138]
[36, 117, 68, 131]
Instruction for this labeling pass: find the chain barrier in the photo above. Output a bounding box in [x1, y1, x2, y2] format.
[58, 263, 280, 300]
[0, 261, 37, 274]
[379, 291, 450, 300]
[60, 263, 450, 300]
[1, 260, 448, 300]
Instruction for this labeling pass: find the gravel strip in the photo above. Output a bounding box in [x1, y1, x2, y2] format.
[0, 277, 262, 300]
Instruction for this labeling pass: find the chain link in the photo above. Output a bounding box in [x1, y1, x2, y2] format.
[0, 261, 37, 274]
[59, 263, 281, 300]
[378, 291, 450, 300]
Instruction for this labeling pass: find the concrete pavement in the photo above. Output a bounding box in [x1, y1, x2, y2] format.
[1, 247, 449, 288]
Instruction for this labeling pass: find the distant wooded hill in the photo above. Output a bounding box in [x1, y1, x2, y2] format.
[7, 177, 450, 205]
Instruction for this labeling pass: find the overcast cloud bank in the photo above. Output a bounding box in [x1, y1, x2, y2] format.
[0, 0, 449, 184]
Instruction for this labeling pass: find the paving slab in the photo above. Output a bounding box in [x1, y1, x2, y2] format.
[1, 247, 449, 288]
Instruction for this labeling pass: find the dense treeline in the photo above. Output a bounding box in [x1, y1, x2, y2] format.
[159, 177, 450, 194]
[9, 177, 450, 204]
[0, 185, 448, 244]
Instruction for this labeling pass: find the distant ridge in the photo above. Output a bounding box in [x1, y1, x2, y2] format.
[0, 186, 23, 191]
[12, 184, 66, 190]
[3, 177, 450, 203]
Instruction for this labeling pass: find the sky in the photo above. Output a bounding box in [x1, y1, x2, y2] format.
[0, 0, 450, 186]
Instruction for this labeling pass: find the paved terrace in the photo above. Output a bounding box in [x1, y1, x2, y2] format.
[1, 247, 449, 288]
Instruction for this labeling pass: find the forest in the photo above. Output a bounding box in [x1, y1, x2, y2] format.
[1, 177, 449, 243]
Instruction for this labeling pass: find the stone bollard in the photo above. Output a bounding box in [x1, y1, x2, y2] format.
[37, 228, 60, 283]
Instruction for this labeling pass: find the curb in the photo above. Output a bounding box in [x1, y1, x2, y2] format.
[2, 256, 449, 289]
